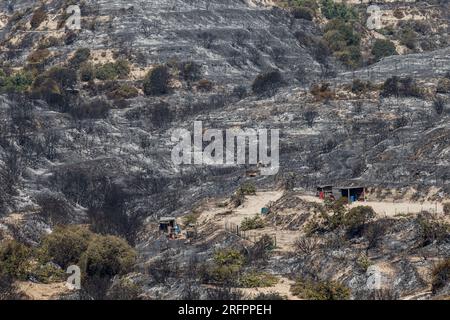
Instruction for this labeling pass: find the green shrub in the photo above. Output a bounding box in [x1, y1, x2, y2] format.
[323, 19, 361, 68]
[208, 249, 245, 284]
[214, 249, 245, 267]
[241, 215, 265, 231]
[291, 277, 351, 300]
[0, 241, 30, 280]
[95, 63, 118, 80]
[432, 259, 450, 293]
[29, 263, 66, 284]
[238, 182, 256, 196]
[108, 84, 139, 100]
[0, 71, 33, 93]
[371, 39, 398, 62]
[114, 59, 131, 79]
[344, 206, 376, 237]
[143, 65, 170, 96]
[70, 48, 91, 67]
[40, 225, 94, 269]
[80, 235, 136, 278]
[320, 0, 357, 21]
[30, 7, 47, 29]
[239, 272, 278, 288]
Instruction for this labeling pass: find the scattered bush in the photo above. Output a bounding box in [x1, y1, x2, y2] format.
[0, 241, 30, 279]
[247, 234, 275, 264]
[238, 182, 256, 196]
[303, 109, 318, 127]
[29, 262, 65, 284]
[69, 98, 111, 119]
[437, 78, 450, 94]
[46, 66, 77, 90]
[310, 82, 335, 101]
[64, 30, 78, 45]
[70, 48, 91, 67]
[208, 249, 245, 284]
[344, 206, 376, 237]
[94, 63, 117, 81]
[0, 71, 33, 93]
[107, 84, 139, 100]
[31, 77, 63, 105]
[364, 221, 386, 250]
[432, 259, 450, 293]
[0, 273, 22, 300]
[253, 291, 286, 300]
[433, 97, 446, 115]
[239, 272, 278, 288]
[381, 76, 422, 98]
[323, 19, 361, 68]
[371, 39, 398, 62]
[94, 60, 130, 80]
[356, 253, 371, 272]
[80, 235, 136, 279]
[143, 65, 170, 96]
[252, 70, 283, 96]
[292, 6, 314, 20]
[30, 7, 47, 29]
[214, 249, 245, 267]
[196, 79, 213, 92]
[416, 214, 450, 246]
[400, 28, 417, 50]
[320, 0, 357, 21]
[393, 9, 404, 19]
[291, 277, 351, 300]
[27, 49, 50, 65]
[38, 36, 62, 49]
[80, 63, 94, 82]
[294, 236, 320, 255]
[114, 59, 131, 79]
[106, 278, 142, 300]
[40, 225, 93, 269]
[351, 79, 373, 94]
[205, 286, 246, 300]
[183, 213, 199, 226]
[241, 215, 265, 231]
[178, 61, 202, 83]
[444, 203, 450, 216]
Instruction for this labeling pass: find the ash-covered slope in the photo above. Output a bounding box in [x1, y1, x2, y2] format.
[0, 0, 449, 245]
